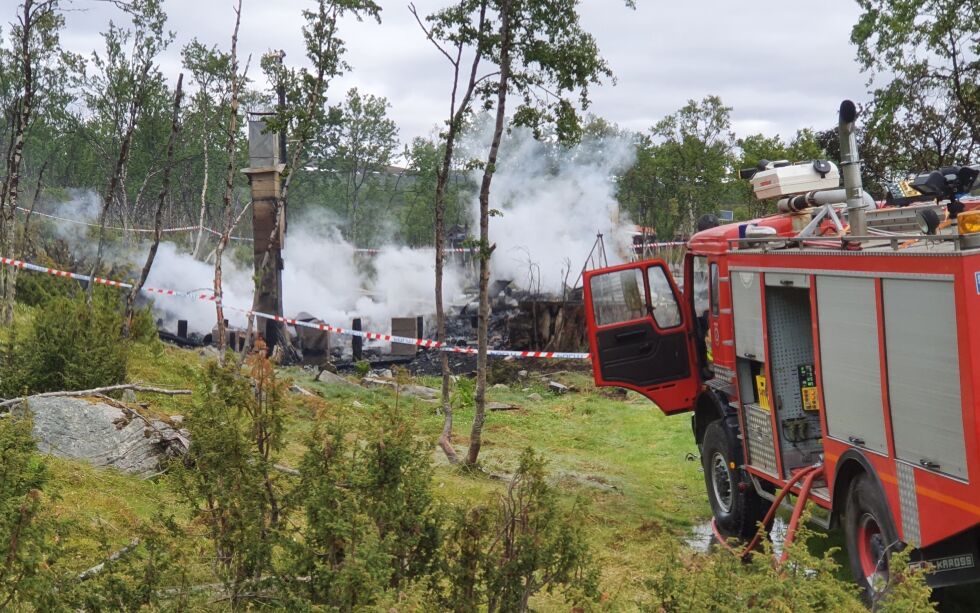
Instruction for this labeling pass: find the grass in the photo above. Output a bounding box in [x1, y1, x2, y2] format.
[27, 343, 961, 610]
[45, 346, 710, 608]
[290, 365, 710, 609]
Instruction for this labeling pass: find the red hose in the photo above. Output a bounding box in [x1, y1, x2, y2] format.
[709, 464, 823, 561]
[779, 466, 824, 563]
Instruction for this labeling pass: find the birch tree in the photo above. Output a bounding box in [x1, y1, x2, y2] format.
[0, 0, 78, 324]
[213, 0, 244, 357]
[466, 0, 617, 466]
[411, 0, 492, 464]
[182, 40, 232, 260]
[87, 0, 172, 296]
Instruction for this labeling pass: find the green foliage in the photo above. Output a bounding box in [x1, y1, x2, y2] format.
[435, 448, 600, 612]
[322, 87, 400, 245]
[358, 407, 442, 584]
[851, 0, 980, 147]
[13, 262, 73, 306]
[452, 375, 475, 411]
[354, 359, 371, 377]
[0, 289, 128, 397]
[397, 136, 470, 247]
[284, 405, 442, 608]
[639, 518, 935, 612]
[172, 354, 287, 607]
[850, 0, 979, 191]
[128, 304, 159, 346]
[283, 417, 393, 608]
[71, 515, 190, 612]
[489, 358, 520, 385]
[0, 414, 65, 611]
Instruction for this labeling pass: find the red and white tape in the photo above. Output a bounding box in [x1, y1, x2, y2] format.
[16, 207, 253, 242]
[0, 255, 590, 360]
[353, 247, 477, 254]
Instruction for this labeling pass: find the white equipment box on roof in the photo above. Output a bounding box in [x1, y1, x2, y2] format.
[751, 160, 840, 200]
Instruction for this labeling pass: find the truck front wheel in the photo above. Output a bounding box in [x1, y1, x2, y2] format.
[701, 420, 769, 539]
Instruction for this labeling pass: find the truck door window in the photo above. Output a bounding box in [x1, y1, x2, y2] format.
[646, 267, 682, 328]
[710, 263, 719, 317]
[590, 269, 646, 326]
[692, 256, 709, 316]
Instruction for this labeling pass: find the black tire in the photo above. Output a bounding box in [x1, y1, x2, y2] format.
[701, 420, 770, 540]
[843, 473, 900, 603]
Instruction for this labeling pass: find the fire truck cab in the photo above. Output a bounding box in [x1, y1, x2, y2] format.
[584, 101, 980, 596]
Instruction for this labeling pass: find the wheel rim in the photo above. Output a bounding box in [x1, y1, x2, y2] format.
[856, 512, 889, 588]
[710, 451, 734, 514]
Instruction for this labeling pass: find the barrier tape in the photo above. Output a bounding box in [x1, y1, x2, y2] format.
[16, 207, 254, 242]
[0, 255, 590, 360]
[353, 247, 476, 254]
[18, 206, 684, 255]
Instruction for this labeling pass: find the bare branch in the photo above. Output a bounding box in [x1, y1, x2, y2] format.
[409, 3, 457, 66]
[78, 538, 141, 581]
[1, 384, 192, 410]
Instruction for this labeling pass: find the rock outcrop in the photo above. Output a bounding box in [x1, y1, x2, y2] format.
[23, 397, 189, 477]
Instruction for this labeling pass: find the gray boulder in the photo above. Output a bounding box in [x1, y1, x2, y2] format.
[24, 397, 188, 477]
[401, 385, 439, 400]
[316, 370, 357, 387]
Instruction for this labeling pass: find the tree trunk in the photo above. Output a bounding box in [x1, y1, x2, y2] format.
[466, 1, 511, 466]
[435, 159, 456, 464]
[0, 220, 17, 325]
[193, 138, 210, 259]
[214, 0, 243, 358]
[18, 159, 46, 258]
[0, 1, 40, 325]
[123, 74, 184, 337]
[89, 53, 154, 300]
[423, 0, 488, 464]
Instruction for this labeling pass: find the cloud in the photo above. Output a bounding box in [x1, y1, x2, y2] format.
[57, 0, 869, 147]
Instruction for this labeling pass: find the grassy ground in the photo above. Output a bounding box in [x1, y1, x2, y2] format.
[38, 342, 710, 608]
[291, 366, 709, 608]
[34, 341, 963, 610]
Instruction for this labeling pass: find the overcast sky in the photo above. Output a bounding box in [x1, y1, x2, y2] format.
[55, 0, 871, 146]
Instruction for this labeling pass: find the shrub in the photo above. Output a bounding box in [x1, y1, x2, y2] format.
[172, 353, 287, 608]
[435, 448, 600, 612]
[128, 304, 160, 346]
[639, 518, 933, 612]
[70, 514, 190, 611]
[0, 414, 66, 611]
[282, 418, 391, 609]
[14, 264, 73, 307]
[284, 405, 442, 608]
[452, 376, 475, 412]
[356, 406, 442, 585]
[354, 359, 371, 377]
[0, 289, 128, 397]
[489, 359, 521, 385]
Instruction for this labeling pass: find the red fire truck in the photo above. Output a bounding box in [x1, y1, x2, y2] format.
[583, 101, 980, 597]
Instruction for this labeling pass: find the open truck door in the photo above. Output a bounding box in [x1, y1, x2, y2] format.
[584, 261, 700, 414]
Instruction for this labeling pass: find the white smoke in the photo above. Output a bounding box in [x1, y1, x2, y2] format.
[136, 212, 466, 336]
[141, 241, 253, 333]
[461, 125, 636, 294]
[29, 123, 637, 340]
[47, 189, 103, 250]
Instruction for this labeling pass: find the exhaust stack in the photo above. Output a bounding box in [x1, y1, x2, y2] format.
[838, 100, 866, 236]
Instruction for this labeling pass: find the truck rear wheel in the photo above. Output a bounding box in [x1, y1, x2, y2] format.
[701, 420, 769, 540]
[844, 473, 899, 602]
